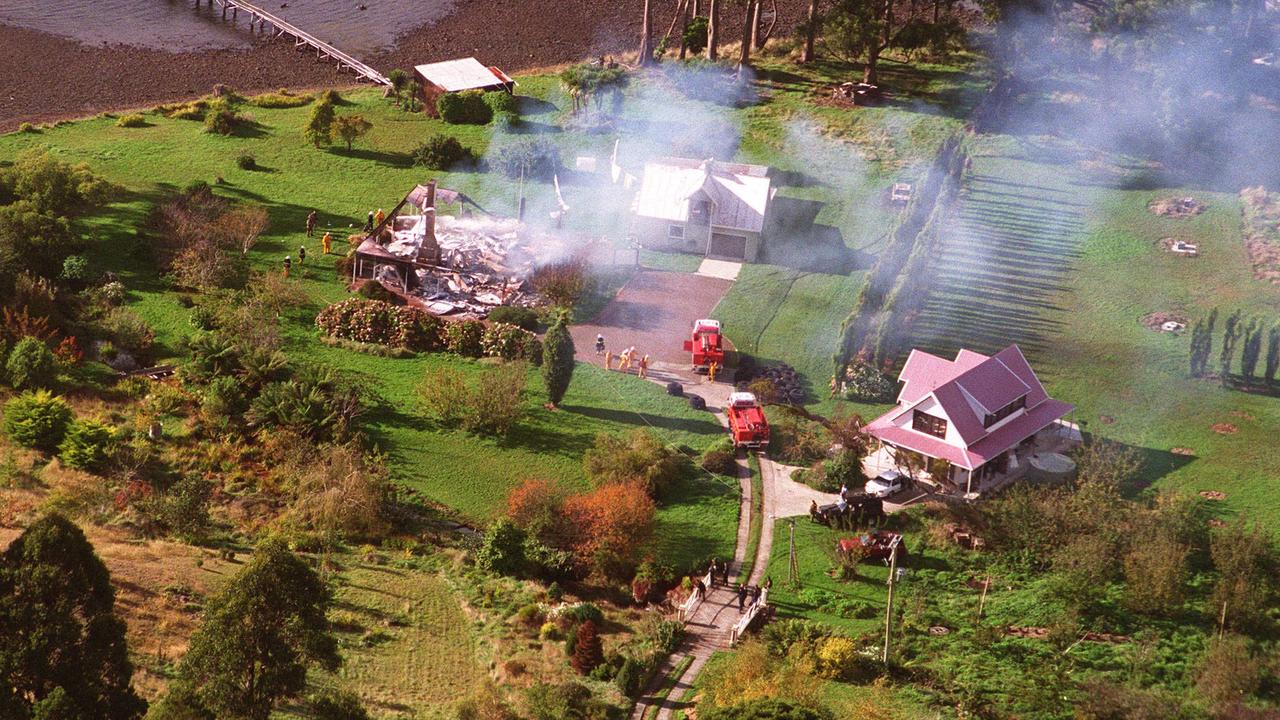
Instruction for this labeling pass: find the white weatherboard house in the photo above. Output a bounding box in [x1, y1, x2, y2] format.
[865, 345, 1075, 495]
[632, 158, 774, 262]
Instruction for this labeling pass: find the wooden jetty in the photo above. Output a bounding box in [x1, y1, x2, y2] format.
[191, 0, 390, 86]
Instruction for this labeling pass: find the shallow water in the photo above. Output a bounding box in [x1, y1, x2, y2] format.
[0, 0, 454, 56]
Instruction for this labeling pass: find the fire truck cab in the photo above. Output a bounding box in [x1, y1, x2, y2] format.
[683, 319, 725, 372]
[726, 392, 770, 449]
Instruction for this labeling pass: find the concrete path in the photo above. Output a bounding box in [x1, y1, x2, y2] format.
[629, 374, 837, 720]
[696, 258, 743, 281]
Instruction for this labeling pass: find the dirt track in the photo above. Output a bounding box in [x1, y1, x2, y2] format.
[571, 270, 733, 367]
[0, 0, 811, 132]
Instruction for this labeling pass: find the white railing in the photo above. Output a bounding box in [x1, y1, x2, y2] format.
[677, 570, 714, 623]
[728, 587, 769, 645]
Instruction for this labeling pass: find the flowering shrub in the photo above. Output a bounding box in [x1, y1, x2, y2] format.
[316, 298, 444, 351]
[443, 319, 485, 357]
[482, 322, 542, 364]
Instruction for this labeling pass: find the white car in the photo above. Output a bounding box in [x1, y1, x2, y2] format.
[865, 470, 906, 498]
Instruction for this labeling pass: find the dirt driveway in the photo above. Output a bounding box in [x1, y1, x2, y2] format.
[572, 270, 734, 366]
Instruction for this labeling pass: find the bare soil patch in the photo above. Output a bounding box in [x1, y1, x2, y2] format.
[1210, 422, 1238, 435]
[1171, 447, 1195, 456]
[1141, 311, 1187, 332]
[1148, 196, 1206, 218]
[1099, 414, 1115, 424]
[1199, 490, 1227, 501]
[570, 269, 733, 367]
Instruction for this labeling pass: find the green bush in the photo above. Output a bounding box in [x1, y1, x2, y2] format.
[3, 390, 72, 452]
[491, 138, 561, 180]
[357, 280, 400, 304]
[6, 337, 57, 390]
[822, 450, 866, 493]
[61, 255, 89, 282]
[411, 135, 471, 170]
[699, 438, 738, 476]
[437, 90, 493, 124]
[250, 91, 314, 109]
[58, 420, 114, 472]
[158, 475, 212, 542]
[203, 98, 240, 135]
[487, 305, 539, 331]
[476, 518, 527, 576]
[443, 320, 485, 357]
[17, 122, 38, 134]
[484, 91, 519, 119]
[103, 307, 156, 356]
[683, 16, 709, 54]
[116, 114, 148, 128]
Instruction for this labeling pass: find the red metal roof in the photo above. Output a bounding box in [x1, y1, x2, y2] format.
[867, 345, 1073, 469]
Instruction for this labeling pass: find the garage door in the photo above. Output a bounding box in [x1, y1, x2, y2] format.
[708, 233, 747, 260]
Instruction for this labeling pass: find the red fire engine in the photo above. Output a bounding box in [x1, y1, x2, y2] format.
[726, 392, 770, 449]
[683, 319, 725, 372]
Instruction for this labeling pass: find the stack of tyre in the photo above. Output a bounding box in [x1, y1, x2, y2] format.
[739, 362, 806, 405]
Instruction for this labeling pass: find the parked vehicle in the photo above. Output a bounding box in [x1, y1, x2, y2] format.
[864, 469, 906, 498]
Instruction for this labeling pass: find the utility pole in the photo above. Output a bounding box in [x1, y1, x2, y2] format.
[882, 543, 898, 664]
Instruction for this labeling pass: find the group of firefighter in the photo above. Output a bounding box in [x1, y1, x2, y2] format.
[592, 334, 721, 382]
[283, 208, 387, 278]
[594, 334, 653, 378]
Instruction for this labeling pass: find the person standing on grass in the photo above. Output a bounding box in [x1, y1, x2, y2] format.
[364, 211, 374, 233]
[737, 584, 748, 612]
[321, 231, 332, 255]
[298, 245, 306, 265]
[283, 256, 292, 279]
[305, 210, 317, 237]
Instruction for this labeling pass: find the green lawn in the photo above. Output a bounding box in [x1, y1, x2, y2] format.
[906, 135, 1280, 527]
[0, 80, 740, 547]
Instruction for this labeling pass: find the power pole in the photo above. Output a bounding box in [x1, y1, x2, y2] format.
[882, 543, 898, 664]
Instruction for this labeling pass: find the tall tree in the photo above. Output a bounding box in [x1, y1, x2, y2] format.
[1189, 319, 1206, 377]
[174, 539, 339, 720]
[639, 0, 654, 66]
[738, 0, 757, 69]
[706, 0, 721, 59]
[824, 0, 896, 84]
[1264, 325, 1280, 386]
[303, 100, 336, 148]
[333, 115, 373, 152]
[0, 514, 145, 720]
[801, 0, 821, 62]
[541, 314, 576, 407]
[386, 69, 409, 108]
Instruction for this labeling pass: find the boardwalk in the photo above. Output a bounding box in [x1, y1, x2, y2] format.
[192, 0, 390, 85]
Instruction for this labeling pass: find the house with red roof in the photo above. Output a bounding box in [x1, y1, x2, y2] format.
[865, 345, 1075, 496]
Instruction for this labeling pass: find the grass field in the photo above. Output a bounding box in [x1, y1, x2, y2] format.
[0, 78, 748, 566]
[907, 135, 1280, 527]
[321, 563, 485, 719]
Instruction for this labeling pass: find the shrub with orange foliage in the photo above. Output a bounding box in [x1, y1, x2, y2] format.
[564, 480, 655, 580]
[506, 477, 567, 544]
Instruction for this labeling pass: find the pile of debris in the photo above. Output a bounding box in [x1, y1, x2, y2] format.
[828, 81, 882, 106]
[739, 361, 806, 405]
[1148, 196, 1206, 218]
[353, 181, 574, 319]
[1158, 237, 1200, 256]
[1141, 311, 1187, 333]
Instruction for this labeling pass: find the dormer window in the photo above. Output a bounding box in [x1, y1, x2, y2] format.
[983, 395, 1026, 428]
[912, 411, 948, 439]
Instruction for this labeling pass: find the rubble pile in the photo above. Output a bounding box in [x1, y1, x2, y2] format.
[411, 215, 558, 318]
[1148, 196, 1206, 218]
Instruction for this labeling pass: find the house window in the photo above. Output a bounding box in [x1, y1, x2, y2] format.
[668, 224, 685, 239]
[912, 411, 948, 439]
[983, 395, 1026, 428]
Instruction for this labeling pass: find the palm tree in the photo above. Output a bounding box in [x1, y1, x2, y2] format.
[386, 69, 409, 108]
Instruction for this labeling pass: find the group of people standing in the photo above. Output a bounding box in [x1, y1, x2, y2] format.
[690, 558, 772, 614]
[595, 334, 651, 378]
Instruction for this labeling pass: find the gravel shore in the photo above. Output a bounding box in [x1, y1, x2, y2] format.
[0, 0, 802, 132]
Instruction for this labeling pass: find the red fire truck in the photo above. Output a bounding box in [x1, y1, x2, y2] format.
[683, 318, 725, 372]
[726, 392, 770, 449]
